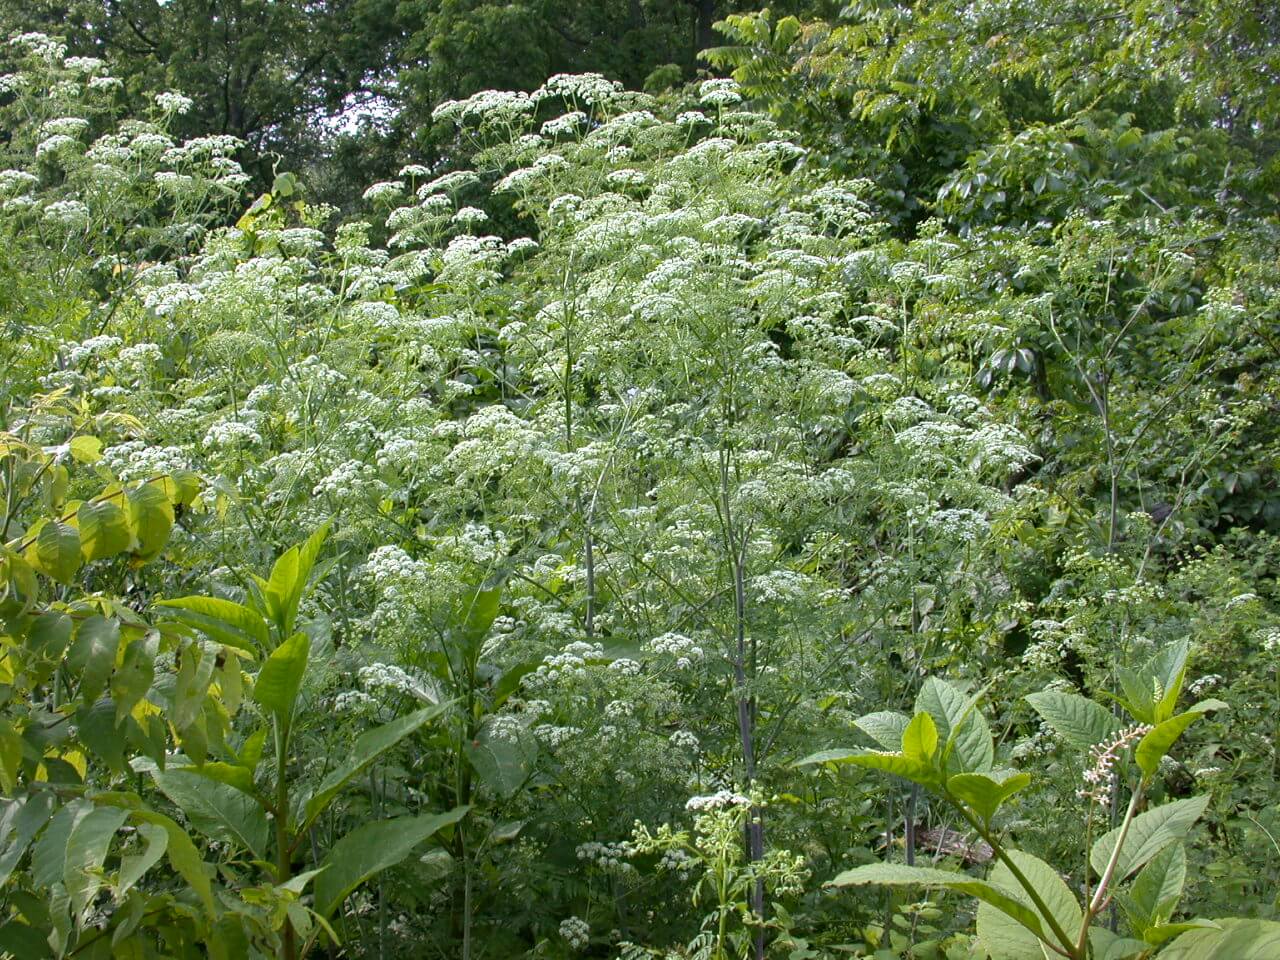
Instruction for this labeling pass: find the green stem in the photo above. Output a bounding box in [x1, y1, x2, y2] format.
[1078, 780, 1146, 955]
[275, 716, 297, 960]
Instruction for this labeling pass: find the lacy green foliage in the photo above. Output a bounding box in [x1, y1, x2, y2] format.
[1, 12, 1279, 958]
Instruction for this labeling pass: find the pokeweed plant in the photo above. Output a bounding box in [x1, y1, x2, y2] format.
[799, 641, 1280, 958]
[155, 526, 468, 960]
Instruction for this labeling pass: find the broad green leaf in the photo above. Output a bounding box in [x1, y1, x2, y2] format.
[64, 804, 128, 919]
[253, 631, 310, 722]
[27, 609, 72, 657]
[0, 793, 56, 887]
[77, 699, 126, 773]
[1087, 926, 1150, 960]
[1135, 702, 1224, 776]
[301, 703, 448, 831]
[155, 595, 269, 654]
[26, 520, 81, 584]
[151, 768, 270, 860]
[126, 807, 214, 915]
[461, 585, 501, 648]
[1025, 690, 1123, 749]
[68, 436, 102, 464]
[1144, 640, 1190, 723]
[830, 862, 1045, 943]
[175, 761, 259, 797]
[171, 640, 218, 730]
[0, 921, 50, 959]
[125, 483, 174, 560]
[77, 499, 130, 561]
[313, 807, 469, 918]
[1143, 920, 1223, 945]
[916, 678, 993, 774]
[1124, 841, 1186, 932]
[116, 821, 167, 900]
[946, 771, 1032, 825]
[111, 630, 158, 723]
[1090, 795, 1210, 880]
[66, 615, 121, 704]
[0, 720, 18, 794]
[33, 801, 91, 890]
[1157, 918, 1280, 959]
[1117, 666, 1158, 725]
[852, 711, 909, 751]
[263, 524, 328, 639]
[151, 470, 201, 507]
[840, 751, 941, 787]
[902, 711, 939, 762]
[793, 748, 860, 767]
[979, 849, 1081, 959]
[464, 719, 537, 797]
[490, 661, 539, 709]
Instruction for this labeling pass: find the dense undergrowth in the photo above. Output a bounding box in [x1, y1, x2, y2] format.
[1, 9, 1280, 959]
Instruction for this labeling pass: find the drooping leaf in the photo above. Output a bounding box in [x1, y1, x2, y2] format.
[125, 483, 174, 560]
[1090, 795, 1210, 880]
[831, 862, 1045, 943]
[313, 807, 469, 918]
[1025, 690, 1123, 750]
[0, 793, 56, 887]
[111, 631, 158, 723]
[66, 615, 121, 704]
[301, 703, 448, 831]
[64, 804, 128, 919]
[151, 768, 269, 860]
[839, 751, 942, 787]
[464, 719, 537, 797]
[27, 609, 72, 658]
[171, 640, 218, 730]
[76, 698, 127, 773]
[116, 821, 167, 900]
[154, 595, 268, 655]
[77, 499, 130, 561]
[32, 800, 90, 890]
[0, 920, 51, 959]
[26, 520, 82, 584]
[793, 748, 860, 767]
[125, 807, 214, 915]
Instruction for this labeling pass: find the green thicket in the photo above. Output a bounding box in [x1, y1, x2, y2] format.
[0, 2, 1278, 958]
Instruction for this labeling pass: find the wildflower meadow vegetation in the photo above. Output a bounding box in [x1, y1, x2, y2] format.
[1, 2, 1279, 957]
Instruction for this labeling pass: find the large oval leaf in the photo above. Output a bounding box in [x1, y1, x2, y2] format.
[313, 807, 469, 918]
[1089, 795, 1209, 880]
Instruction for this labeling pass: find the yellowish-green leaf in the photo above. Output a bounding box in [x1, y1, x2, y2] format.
[77, 499, 131, 561]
